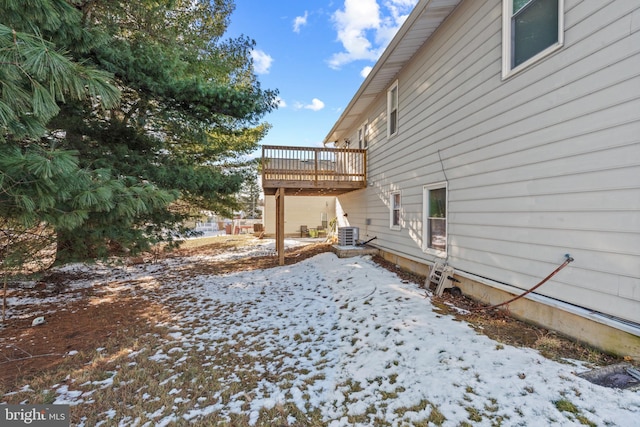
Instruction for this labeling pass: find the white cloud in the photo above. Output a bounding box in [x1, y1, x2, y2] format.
[328, 0, 418, 69]
[294, 98, 325, 111]
[293, 11, 308, 33]
[305, 98, 325, 111]
[251, 49, 273, 74]
[360, 66, 373, 78]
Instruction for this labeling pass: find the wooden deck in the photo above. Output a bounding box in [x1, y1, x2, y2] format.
[261, 145, 366, 196]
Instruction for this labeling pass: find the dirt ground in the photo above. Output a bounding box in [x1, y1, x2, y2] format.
[0, 238, 623, 393]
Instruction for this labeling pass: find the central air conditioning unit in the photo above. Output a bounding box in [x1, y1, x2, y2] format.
[338, 226, 359, 246]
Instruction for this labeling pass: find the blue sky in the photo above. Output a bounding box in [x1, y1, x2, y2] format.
[225, 0, 418, 153]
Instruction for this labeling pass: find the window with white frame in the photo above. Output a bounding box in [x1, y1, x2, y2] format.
[423, 184, 447, 253]
[358, 122, 369, 149]
[387, 81, 398, 137]
[390, 191, 401, 229]
[502, 0, 563, 78]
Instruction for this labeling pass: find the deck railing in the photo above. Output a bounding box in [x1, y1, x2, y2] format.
[261, 145, 366, 188]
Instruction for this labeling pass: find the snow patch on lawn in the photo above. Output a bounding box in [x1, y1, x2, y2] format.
[6, 239, 640, 426]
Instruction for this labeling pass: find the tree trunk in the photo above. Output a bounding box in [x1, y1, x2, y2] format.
[2, 275, 7, 323]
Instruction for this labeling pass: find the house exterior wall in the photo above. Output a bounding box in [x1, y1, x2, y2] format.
[263, 196, 336, 236]
[337, 0, 640, 327]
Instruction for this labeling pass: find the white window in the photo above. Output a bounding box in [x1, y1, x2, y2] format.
[358, 122, 369, 149]
[387, 81, 399, 137]
[390, 191, 401, 230]
[502, 0, 564, 78]
[423, 184, 447, 254]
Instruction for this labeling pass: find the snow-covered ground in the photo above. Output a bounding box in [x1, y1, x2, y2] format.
[4, 238, 640, 426]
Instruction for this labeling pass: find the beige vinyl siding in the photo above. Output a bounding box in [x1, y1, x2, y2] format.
[336, 188, 367, 231]
[338, 0, 640, 323]
[263, 196, 336, 236]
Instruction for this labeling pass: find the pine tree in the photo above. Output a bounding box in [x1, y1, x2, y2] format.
[1, 0, 278, 264]
[239, 178, 263, 219]
[52, 0, 278, 261]
[0, 0, 124, 272]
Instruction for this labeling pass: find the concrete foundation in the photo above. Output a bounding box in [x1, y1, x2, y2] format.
[331, 245, 379, 258]
[378, 250, 431, 277]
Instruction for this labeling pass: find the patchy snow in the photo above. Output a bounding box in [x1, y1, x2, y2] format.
[3, 239, 639, 426]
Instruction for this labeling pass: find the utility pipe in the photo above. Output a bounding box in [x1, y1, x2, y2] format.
[472, 254, 574, 312]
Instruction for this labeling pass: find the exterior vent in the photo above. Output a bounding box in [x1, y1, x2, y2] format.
[338, 227, 359, 246]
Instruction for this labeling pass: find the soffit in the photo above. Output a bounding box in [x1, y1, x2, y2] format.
[324, 0, 462, 144]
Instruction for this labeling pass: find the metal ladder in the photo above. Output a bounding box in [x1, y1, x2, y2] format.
[426, 263, 457, 296]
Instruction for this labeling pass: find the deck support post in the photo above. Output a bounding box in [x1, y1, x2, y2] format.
[275, 187, 285, 266]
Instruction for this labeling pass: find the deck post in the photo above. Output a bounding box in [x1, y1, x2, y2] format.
[276, 187, 285, 266]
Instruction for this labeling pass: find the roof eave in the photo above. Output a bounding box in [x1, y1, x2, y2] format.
[323, 0, 462, 145]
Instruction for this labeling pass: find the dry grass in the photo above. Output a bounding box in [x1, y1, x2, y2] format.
[0, 237, 337, 425]
[1, 236, 629, 426]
